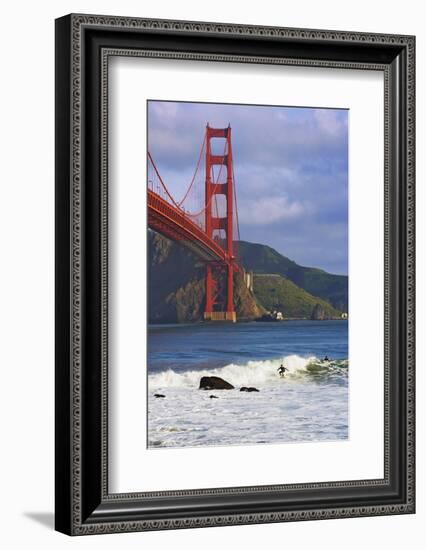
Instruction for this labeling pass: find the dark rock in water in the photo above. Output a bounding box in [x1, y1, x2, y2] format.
[209, 395, 219, 399]
[199, 376, 234, 390]
[240, 387, 248, 392]
[154, 393, 166, 398]
[240, 387, 260, 392]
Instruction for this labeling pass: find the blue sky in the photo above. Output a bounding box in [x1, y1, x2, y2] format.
[148, 101, 348, 275]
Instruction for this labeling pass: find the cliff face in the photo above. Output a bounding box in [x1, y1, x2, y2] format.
[148, 231, 345, 323]
[148, 231, 203, 323]
[234, 271, 266, 320]
[148, 231, 264, 323]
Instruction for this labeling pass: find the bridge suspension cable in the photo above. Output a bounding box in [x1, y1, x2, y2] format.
[148, 125, 241, 254]
[147, 129, 207, 210]
[147, 151, 181, 209]
[186, 137, 228, 220]
[176, 131, 207, 207]
[148, 135, 230, 229]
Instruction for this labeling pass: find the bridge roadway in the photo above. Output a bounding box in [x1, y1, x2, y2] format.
[148, 190, 231, 263]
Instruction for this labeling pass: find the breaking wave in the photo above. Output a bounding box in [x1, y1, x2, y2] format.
[148, 355, 348, 389]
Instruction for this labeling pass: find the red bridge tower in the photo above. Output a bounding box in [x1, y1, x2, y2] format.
[204, 124, 237, 322]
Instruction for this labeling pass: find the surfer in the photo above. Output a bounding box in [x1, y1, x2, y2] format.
[323, 355, 330, 362]
[278, 364, 288, 378]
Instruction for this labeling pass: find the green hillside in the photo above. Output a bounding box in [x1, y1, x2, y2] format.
[148, 231, 346, 323]
[253, 274, 341, 319]
[237, 240, 348, 311]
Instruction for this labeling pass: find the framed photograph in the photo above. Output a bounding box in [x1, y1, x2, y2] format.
[55, 14, 415, 535]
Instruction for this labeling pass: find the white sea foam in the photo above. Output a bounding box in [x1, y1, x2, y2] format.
[148, 355, 348, 389]
[147, 358, 349, 449]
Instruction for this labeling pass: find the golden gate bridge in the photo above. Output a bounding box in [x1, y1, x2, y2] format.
[148, 124, 242, 322]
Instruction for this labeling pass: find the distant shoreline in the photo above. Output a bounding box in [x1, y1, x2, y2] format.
[148, 318, 349, 327]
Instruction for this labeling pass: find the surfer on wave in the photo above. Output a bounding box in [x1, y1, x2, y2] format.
[278, 364, 289, 378]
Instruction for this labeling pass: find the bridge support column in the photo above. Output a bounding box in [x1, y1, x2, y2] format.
[227, 264, 234, 315]
[204, 263, 236, 323]
[204, 124, 237, 322]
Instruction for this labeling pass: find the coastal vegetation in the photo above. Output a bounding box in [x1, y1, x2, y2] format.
[253, 274, 340, 320]
[148, 231, 347, 323]
[237, 240, 348, 312]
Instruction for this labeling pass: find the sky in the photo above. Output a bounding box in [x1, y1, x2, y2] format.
[148, 100, 348, 275]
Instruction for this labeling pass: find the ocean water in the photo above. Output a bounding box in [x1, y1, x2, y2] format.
[147, 320, 348, 449]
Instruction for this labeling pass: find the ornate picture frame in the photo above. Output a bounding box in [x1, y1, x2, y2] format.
[55, 14, 415, 535]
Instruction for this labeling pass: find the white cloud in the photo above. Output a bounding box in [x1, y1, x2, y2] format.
[147, 101, 348, 272]
[149, 101, 180, 121]
[238, 196, 306, 226]
[313, 109, 347, 138]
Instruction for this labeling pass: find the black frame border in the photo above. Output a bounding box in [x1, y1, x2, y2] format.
[55, 14, 415, 535]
